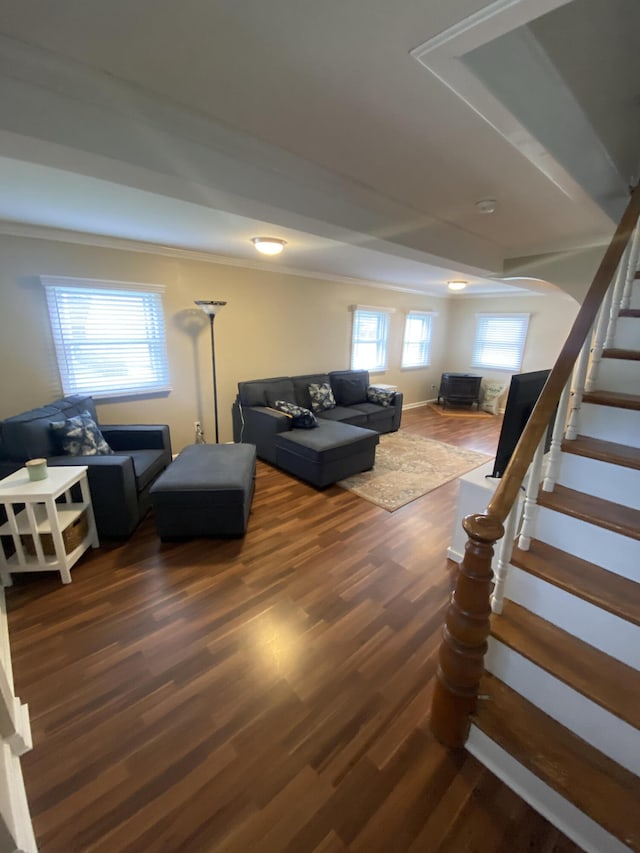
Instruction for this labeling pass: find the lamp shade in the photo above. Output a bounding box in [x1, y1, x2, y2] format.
[195, 300, 227, 316]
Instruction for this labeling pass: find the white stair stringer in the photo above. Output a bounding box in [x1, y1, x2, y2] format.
[503, 566, 640, 669]
[485, 638, 639, 775]
[577, 402, 640, 448]
[555, 452, 640, 510]
[466, 726, 634, 853]
[533, 506, 640, 583]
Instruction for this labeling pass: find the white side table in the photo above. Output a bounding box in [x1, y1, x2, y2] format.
[0, 466, 99, 585]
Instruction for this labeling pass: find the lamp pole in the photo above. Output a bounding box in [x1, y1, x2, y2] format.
[194, 300, 227, 443]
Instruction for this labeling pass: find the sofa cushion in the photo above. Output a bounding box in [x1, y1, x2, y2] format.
[273, 400, 318, 429]
[264, 380, 296, 407]
[316, 405, 368, 426]
[237, 377, 291, 407]
[50, 411, 113, 456]
[309, 382, 336, 413]
[128, 448, 172, 492]
[0, 395, 97, 461]
[367, 386, 396, 407]
[291, 374, 330, 409]
[331, 371, 368, 405]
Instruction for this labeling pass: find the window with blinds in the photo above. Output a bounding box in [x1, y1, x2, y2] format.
[350, 307, 391, 371]
[402, 312, 433, 368]
[42, 276, 171, 398]
[471, 313, 530, 371]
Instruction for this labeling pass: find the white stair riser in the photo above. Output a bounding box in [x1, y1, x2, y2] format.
[596, 358, 640, 394]
[486, 639, 640, 775]
[555, 452, 640, 510]
[578, 403, 640, 448]
[612, 316, 640, 350]
[533, 506, 640, 582]
[467, 727, 634, 853]
[504, 567, 640, 669]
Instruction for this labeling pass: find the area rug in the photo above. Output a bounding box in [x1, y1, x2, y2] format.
[337, 432, 491, 511]
[427, 402, 495, 419]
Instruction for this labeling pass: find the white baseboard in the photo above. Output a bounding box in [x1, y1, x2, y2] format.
[402, 400, 429, 410]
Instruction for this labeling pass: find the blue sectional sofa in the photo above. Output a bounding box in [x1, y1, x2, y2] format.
[231, 369, 402, 487]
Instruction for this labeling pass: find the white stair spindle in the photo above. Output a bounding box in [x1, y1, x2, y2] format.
[542, 379, 572, 492]
[517, 436, 545, 551]
[565, 330, 593, 440]
[604, 241, 631, 347]
[621, 222, 640, 309]
[585, 277, 616, 392]
[491, 496, 521, 614]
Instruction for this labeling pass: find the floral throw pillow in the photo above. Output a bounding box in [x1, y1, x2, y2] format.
[308, 382, 336, 413]
[50, 410, 114, 456]
[273, 400, 318, 429]
[367, 386, 395, 407]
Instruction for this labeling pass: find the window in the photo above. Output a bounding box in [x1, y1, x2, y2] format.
[402, 311, 434, 368]
[350, 306, 393, 372]
[471, 313, 530, 371]
[42, 276, 171, 398]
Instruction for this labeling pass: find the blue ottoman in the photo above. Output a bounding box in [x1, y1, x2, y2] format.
[150, 443, 256, 539]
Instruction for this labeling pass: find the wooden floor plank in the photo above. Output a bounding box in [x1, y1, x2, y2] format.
[5, 407, 585, 852]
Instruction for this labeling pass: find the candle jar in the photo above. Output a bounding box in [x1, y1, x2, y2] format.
[26, 458, 48, 481]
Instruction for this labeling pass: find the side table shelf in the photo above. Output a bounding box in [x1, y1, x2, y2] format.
[0, 466, 99, 585]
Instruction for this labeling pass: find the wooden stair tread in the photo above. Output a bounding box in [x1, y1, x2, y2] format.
[583, 389, 640, 410]
[619, 308, 640, 317]
[473, 673, 640, 851]
[510, 539, 640, 626]
[602, 347, 640, 360]
[491, 601, 640, 729]
[537, 484, 640, 540]
[561, 434, 640, 469]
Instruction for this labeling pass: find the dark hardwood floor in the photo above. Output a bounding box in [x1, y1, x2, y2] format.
[7, 406, 583, 852]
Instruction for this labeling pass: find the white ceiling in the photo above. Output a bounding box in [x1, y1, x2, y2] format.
[0, 0, 638, 297]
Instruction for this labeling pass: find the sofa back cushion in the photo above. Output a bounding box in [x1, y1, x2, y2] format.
[291, 374, 330, 410]
[1, 395, 97, 461]
[237, 377, 292, 407]
[329, 370, 369, 405]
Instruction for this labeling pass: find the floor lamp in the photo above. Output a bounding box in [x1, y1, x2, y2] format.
[194, 300, 227, 443]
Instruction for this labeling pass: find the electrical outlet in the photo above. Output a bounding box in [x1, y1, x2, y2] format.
[193, 420, 201, 433]
[431, 384, 438, 390]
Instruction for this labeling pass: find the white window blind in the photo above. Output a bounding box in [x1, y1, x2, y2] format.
[42, 276, 171, 398]
[402, 312, 434, 368]
[350, 306, 392, 371]
[471, 313, 530, 371]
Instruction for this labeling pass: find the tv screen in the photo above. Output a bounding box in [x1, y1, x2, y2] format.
[492, 370, 552, 479]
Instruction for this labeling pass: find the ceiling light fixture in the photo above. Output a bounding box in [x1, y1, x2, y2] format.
[475, 198, 497, 214]
[447, 280, 467, 292]
[251, 237, 287, 256]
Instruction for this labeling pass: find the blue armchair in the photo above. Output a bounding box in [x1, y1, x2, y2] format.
[0, 396, 172, 538]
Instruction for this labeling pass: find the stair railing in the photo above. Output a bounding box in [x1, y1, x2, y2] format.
[430, 184, 640, 748]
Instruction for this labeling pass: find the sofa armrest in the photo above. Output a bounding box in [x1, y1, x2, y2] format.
[232, 402, 290, 464]
[48, 455, 139, 538]
[100, 424, 172, 455]
[391, 392, 403, 431]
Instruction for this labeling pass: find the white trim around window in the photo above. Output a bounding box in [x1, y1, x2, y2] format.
[402, 311, 435, 368]
[350, 305, 395, 372]
[471, 313, 530, 372]
[41, 275, 171, 399]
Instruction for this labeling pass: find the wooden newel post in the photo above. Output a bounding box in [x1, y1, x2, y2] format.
[430, 512, 504, 747]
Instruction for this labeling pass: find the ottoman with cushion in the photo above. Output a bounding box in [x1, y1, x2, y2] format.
[150, 443, 256, 539]
[275, 421, 378, 489]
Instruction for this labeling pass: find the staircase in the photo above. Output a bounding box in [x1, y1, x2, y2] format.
[465, 249, 640, 849]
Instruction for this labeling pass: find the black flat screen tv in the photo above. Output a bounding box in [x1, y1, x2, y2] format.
[491, 369, 552, 479]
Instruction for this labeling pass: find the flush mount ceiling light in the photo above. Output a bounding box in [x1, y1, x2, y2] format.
[251, 237, 287, 256]
[447, 280, 467, 292]
[475, 198, 497, 214]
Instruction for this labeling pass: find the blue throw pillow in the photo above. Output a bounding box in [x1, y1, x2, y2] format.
[50, 410, 114, 456]
[308, 382, 336, 413]
[273, 400, 318, 429]
[367, 386, 395, 407]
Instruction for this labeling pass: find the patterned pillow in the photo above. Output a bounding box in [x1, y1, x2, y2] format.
[273, 400, 318, 429]
[367, 386, 395, 407]
[308, 382, 336, 413]
[50, 410, 113, 456]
